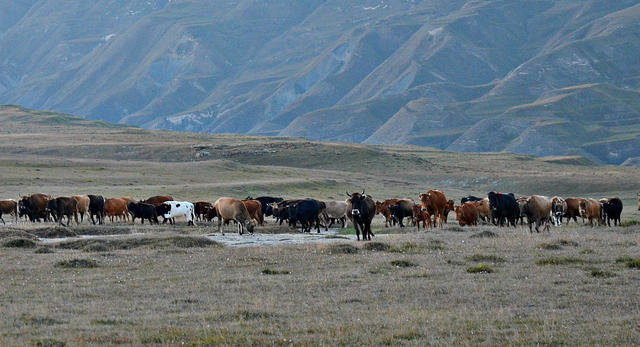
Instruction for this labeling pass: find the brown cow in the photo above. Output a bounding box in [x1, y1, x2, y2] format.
[141, 195, 174, 206]
[0, 199, 18, 224]
[72, 195, 90, 223]
[375, 199, 400, 227]
[454, 202, 479, 227]
[522, 195, 552, 233]
[637, 193, 640, 211]
[564, 198, 584, 224]
[579, 198, 602, 227]
[19, 193, 51, 222]
[443, 199, 455, 224]
[411, 204, 431, 230]
[474, 198, 491, 223]
[213, 198, 255, 235]
[104, 198, 129, 223]
[241, 199, 264, 226]
[419, 190, 447, 227]
[516, 197, 528, 226]
[47, 197, 78, 226]
[194, 201, 213, 221]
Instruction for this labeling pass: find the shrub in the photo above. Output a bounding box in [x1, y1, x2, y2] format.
[536, 257, 586, 265]
[55, 258, 99, 268]
[390, 260, 417, 268]
[470, 231, 497, 238]
[261, 269, 291, 275]
[326, 244, 358, 254]
[363, 242, 390, 251]
[466, 264, 494, 273]
[465, 254, 506, 263]
[3, 238, 36, 248]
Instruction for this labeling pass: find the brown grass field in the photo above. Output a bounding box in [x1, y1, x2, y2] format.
[1, 105, 640, 345]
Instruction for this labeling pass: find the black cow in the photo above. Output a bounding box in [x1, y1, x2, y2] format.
[155, 204, 173, 225]
[246, 196, 284, 217]
[128, 202, 158, 224]
[288, 199, 323, 233]
[487, 192, 519, 227]
[461, 195, 483, 204]
[47, 197, 78, 226]
[601, 197, 623, 227]
[388, 199, 414, 228]
[88, 195, 105, 225]
[347, 191, 376, 241]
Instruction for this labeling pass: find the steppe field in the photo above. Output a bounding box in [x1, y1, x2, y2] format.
[1, 105, 639, 346]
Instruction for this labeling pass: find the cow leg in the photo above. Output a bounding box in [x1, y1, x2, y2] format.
[315, 217, 320, 233]
[354, 221, 361, 241]
[0, 216, 4, 225]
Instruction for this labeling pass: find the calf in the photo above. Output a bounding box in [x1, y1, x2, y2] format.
[127, 202, 159, 224]
[156, 201, 195, 226]
[88, 195, 105, 225]
[194, 201, 213, 221]
[388, 199, 414, 228]
[0, 199, 18, 224]
[454, 202, 479, 227]
[375, 199, 400, 227]
[474, 198, 491, 223]
[47, 197, 78, 226]
[412, 204, 431, 230]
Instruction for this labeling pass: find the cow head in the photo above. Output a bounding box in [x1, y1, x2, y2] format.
[346, 191, 367, 218]
[244, 220, 255, 234]
[156, 203, 171, 217]
[579, 200, 588, 217]
[18, 197, 29, 217]
[375, 201, 383, 214]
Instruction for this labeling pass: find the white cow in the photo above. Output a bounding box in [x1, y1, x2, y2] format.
[160, 201, 196, 226]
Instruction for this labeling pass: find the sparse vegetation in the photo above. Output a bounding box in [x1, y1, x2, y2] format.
[3, 238, 36, 248]
[466, 265, 494, 273]
[470, 231, 497, 238]
[537, 239, 579, 250]
[390, 260, 417, 268]
[363, 242, 390, 251]
[261, 269, 291, 275]
[325, 244, 358, 254]
[536, 257, 588, 266]
[465, 254, 506, 263]
[55, 258, 99, 269]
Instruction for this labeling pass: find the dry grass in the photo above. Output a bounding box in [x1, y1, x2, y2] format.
[1, 225, 639, 345]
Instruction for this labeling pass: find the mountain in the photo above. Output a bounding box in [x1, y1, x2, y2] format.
[1, 0, 640, 165]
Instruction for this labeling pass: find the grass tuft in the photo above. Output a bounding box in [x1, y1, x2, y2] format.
[261, 268, 291, 275]
[35, 246, 55, 254]
[466, 264, 494, 273]
[326, 244, 358, 254]
[470, 230, 497, 238]
[20, 314, 65, 326]
[588, 268, 616, 278]
[619, 257, 640, 269]
[34, 339, 66, 347]
[620, 219, 640, 227]
[55, 258, 99, 269]
[465, 254, 506, 263]
[3, 238, 37, 248]
[363, 242, 390, 251]
[536, 257, 586, 265]
[537, 239, 579, 250]
[390, 260, 417, 268]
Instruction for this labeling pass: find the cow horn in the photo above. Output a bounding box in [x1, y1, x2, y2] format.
[346, 191, 350, 197]
[362, 189, 365, 195]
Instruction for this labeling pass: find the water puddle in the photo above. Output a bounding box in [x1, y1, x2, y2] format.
[204, 229, 356, 247]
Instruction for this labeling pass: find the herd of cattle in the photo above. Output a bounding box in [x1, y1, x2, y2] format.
[0, 190, 627, 241]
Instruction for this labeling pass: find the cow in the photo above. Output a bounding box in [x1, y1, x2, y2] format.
[18, 193, 51, 222]
[375, 199, 400, 227]
[155, 201, 195, 226]
[141, 195, 174, 223]
[516, 197, 528, 226]
[579, 198, 602, 227]
[388, 199, 414, 228]
[88, 195, 105, 225]
[461, 195, 484, 204]
[474, 198, 491, 223]
[71, 195, 90, 223]
[412, 204, 431, 230]
[246, 196, 284, 218]
[320, 201, 348, 229]
[454, 202, 479, 227]
[271, 199, 306, 225]
[288, 199, 323, 233]
[442, 199, 455, 224]
[550, 197, 567, 226]
[522, 195, 552, 233]
[47, 197, 78, 226]
[601, 197, 623, 227]
[127, 202, 158, 224]
[0, 199, 18, 224]
[563, 198, 583, 224]
[241, 200, 264, 226]
[487, 192, 519, 227]
[346, 191, 376, 241]
[104, 198, 129, 223]
[419, 190, 448, 228]
[213, 198, 255, 235]
[194, 201, 213, 221]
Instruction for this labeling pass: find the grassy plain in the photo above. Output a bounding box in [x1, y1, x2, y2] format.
[1, 105, 640, 345]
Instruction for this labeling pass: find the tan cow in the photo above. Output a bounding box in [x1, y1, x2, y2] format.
[474, 198, 491, 223]
[419, 190, 447, 227]
[241, 199, 264, 226]
[579, 198, 602, 227]
[72, 195, 90, 223]
[213, 198, 255, 235]
[104, 198, 129, 223]
[454, 202, 479, 227]
[522, 195, 552, 233]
